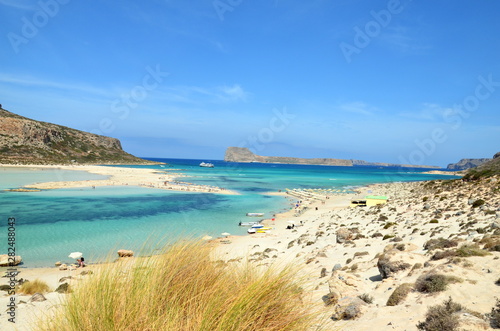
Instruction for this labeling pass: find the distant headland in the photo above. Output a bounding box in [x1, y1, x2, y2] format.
[0, 107, 157, 165]
[224, 147, 439, 168]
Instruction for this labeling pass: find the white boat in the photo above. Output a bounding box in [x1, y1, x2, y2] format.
[199, 162, 214, 168]
[239, 221, 261, 227]
[246, 212, 264, 217]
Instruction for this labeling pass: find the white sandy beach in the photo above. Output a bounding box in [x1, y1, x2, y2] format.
[1, 164, 238, 195]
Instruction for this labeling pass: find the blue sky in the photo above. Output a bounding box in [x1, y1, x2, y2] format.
[1, 0, 499, 167]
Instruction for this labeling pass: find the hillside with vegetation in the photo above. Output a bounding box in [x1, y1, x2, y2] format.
[463, 152, 500, 180]
[0, 107, 154, 165]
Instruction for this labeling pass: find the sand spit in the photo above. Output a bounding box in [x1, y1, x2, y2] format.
[1, 164, 238, 195]
[2, 175, 500, 330]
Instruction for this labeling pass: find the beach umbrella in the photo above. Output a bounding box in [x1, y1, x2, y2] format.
[221, 232, 230, 237]
[201, 235, 213, 241]
[68, 252, 83, 260]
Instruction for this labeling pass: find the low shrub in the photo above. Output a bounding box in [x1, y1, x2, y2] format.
[424, 238, 458, 251]
[18, 279, 50, 295]
[429, 219, 439, 224]
[383, 234, 395, 240]
[490, 299, 500, 328]
[431, 250, 457, 261]
[455, 244, 490, 257]
[471, 199, 485, 208]
[358, 293, 373, 304]
[415, 274, 462, 293]
[378, 215, 389, 222]
[383, 222, 396, 229]
[416, 297, 463, 331]
[387, 283, 413, 306]
[353, 251, 369, 258]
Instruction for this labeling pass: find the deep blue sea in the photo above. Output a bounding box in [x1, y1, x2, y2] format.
[0, 159, 458, 267]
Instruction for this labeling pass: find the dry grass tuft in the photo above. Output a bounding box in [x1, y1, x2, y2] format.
[19, 279, 50, 295]
[416, 297, 463, 331]
[386, 283, 413, 306]
[415, 273, 462, 293]
[37, 240, 316, 331]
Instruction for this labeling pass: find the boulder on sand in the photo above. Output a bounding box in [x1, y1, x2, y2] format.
[377, 247, 426, 279]
[117, 249, 134, 257]
[336, 228, 353, 243]
[0, 254, 22, 266]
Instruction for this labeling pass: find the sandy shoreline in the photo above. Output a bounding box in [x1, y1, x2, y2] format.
[0, 164, 239, 195]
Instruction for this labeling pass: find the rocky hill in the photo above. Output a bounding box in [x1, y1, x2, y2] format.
[446, 158, 491, 170]
[465, 151, 500, 179]
[224, 147, 438, 168]
[224, 147, 353, 166]
[0, 107, 154, 165]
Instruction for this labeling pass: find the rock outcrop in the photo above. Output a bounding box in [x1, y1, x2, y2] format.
[0, 254, 22, 266]
[117, 249, 134, 257]
[0, 107, 154, 165]
[224, 147, 438, 168]
[446, 158, 491, 170]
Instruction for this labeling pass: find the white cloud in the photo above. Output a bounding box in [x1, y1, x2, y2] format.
[0, 74, 110, 97]
[338, 101, 375, 116]
[158, 84, 249, 104]
[399, 103, 450, 121]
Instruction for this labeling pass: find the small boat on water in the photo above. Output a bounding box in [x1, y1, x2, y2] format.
[248, 227, 272, 234]
[251, 224, 264, 229]
[246, 212, 264, 217]
[199, 162, 214, 168]
[239, 221, 261, 227]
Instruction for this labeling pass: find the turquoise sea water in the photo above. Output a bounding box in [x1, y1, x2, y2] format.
[0, 159, 458, 267]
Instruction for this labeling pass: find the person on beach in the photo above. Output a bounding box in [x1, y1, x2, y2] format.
[78, 256, 85, 267]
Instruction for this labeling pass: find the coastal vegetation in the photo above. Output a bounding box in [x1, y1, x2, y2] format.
[18, 279, 50, 295]
[38, 241, 316, 331]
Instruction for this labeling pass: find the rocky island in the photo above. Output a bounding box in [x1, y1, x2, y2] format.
[224, 147, 439, 168]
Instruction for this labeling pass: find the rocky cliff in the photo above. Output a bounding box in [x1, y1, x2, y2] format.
[446, 158, 491, 170]
[0, 108, 153, 165]
[224, 147, 438, 168]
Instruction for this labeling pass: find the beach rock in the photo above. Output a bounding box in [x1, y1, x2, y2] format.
[327, 270, 361, 301]
[0, 285, 12, 291]
[29, 293, 47, 302]
[320, 268, 327, 278]
[336, 228, 353, 243]
[59, 264, 68, 271]
[322, 292, 339, 306]
[377, 250, 414, 279]
[331, 297, 367, 320]
[383, 242, 418, 252]
[55, 283, 70, 293]
[117, 249, 134, 257]
[59, 276, 72, 283]
[332, 263, 342, 272]
[0, 254, 22, 267]
[54, 261, 62, 267]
